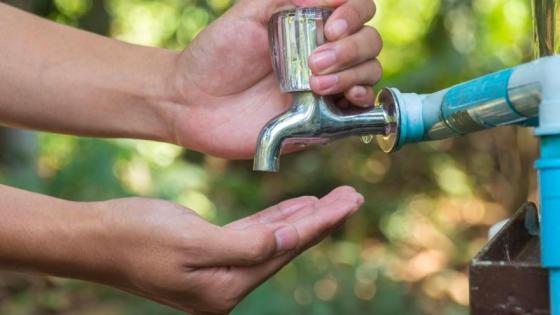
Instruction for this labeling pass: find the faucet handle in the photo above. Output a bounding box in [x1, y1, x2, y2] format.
[269, 8, 333, 93]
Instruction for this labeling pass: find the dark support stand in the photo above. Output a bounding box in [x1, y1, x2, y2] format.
[470, 203, 550, 315]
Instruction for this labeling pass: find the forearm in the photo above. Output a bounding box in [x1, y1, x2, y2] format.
[0, 3, 180, 142]
[0, 185, 116, 283]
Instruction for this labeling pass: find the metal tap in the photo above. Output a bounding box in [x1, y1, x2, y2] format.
[253, 8, 396, 172]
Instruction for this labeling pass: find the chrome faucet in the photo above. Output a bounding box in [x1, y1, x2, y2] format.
[253, 8, 397, 172]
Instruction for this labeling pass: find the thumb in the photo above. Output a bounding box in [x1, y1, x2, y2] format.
[191, 224, 300, 267]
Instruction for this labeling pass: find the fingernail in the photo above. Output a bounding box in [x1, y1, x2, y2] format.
[274, 225, 298, 252]
[310, 49, 336, 72]
[352, 86, 367, 98]
[312, 75, 338, 91]
[328, 19, 348, 39]
[356, 193, 365, 206]
[352, 193, 365, 213]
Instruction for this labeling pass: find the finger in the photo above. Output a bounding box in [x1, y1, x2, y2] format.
[187, 222, 300, 267]
[325, 0, 376, 40]
[226, 196, 318, 229]
[289, 186, 363, 241]
[234, 186, 364, 285]
[310, 59, 382, 95]
[187, 186, 361, 268]
[247, 186, 359, 229]
[280, 186, 363, 228]
[344, 85, 375, 107]
[309, 26, 382, 75]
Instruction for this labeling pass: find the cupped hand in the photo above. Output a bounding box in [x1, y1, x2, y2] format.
[170, 0, 382, 159]
[93, 186, 363, 315]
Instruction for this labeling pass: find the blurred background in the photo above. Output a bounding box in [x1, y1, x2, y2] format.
[0, 0, 541, 314]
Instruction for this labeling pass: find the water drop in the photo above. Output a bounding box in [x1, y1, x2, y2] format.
[361, 135, 374, 144]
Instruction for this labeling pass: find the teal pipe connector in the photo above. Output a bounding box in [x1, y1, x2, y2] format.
[532, 0, 558, 312]
[375, 57, 550, 153]
[534, 57, 560, 314]
[537, 136, 560, 315]
[552, 270, 560, 314]
[536, 156, 560, 265]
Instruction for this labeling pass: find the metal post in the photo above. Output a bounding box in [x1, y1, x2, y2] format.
[533, 0, 558, 58]
[533, 1, 560, 314]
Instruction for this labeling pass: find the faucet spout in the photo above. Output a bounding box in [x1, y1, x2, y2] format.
[253, 94, 315, 172]
[253, 92, 394, 172]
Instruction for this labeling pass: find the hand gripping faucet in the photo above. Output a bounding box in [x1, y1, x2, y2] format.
[254, 7, 549, 174]
[253, 8, 397, 172]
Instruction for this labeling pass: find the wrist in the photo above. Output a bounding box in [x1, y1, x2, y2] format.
[33, 201, 113, 282]
[43, 201, 116, 282]
[124, 46, 183, 145]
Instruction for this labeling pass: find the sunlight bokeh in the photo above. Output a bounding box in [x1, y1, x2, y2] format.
[0, 0, 538, 314]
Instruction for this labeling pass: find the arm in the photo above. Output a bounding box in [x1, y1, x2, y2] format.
[0, 185, 104, 277]
[0, 184, 363, 314]
[0, 3, 178, 142]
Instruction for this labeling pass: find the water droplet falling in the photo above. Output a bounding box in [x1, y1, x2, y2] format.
[361, 135, 374, 144]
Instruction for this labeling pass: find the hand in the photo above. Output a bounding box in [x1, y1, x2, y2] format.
[90, 186, 363, 314]
[171, 0, 382, 159]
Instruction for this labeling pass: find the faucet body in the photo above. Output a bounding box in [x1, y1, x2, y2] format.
[253, 8, 395, 172]
[254, 92, 393, 172]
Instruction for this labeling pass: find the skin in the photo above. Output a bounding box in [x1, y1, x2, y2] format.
[0, 0, 381, 313]
[0, 185, 363, 315]
[175, 0, 383, 158]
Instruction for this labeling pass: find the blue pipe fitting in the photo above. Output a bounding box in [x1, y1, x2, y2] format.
[536, 131, 560, 314]
[535, 156, 560, 266]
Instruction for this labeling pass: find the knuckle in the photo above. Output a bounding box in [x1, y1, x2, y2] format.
[372, 27, 383, 53]
[335, 185, 357, 195]
[374, 59, 383, 74]
[374, 27, 383, 44]
[302, 196, 319, 204]
[337, 40, 359, 65]
[371, 60, 383, 83]
[329, 75, 355, 94]
[341, 69, 359, 88]
[245, 235, 273, 262]
[366, 26, 380, 45]
[365, 0, 376, 20]
[361, 26, 382, 56]
[362, 25, 376, 38]
[348, 5, 364, 24]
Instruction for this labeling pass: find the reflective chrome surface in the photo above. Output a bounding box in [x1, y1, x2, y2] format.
[254, 93, 392, 172]
[269, 8, 332, 92]
[375, 88, 402, 153]
[444, 96, 526, 133]
[254, 8, 395, 172]
[533, 0, 558, 57]
[508, 83, 542, 116]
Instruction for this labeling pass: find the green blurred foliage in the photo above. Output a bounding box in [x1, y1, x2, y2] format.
[0, 0, 540, 314]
